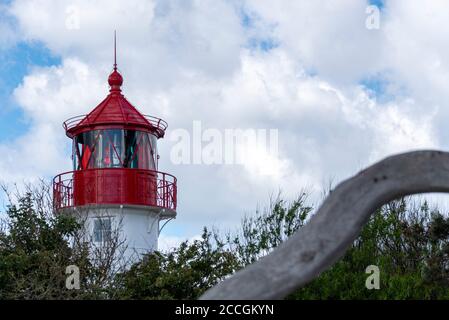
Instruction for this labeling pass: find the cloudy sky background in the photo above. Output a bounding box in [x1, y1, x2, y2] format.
[1, 0, 449, 249]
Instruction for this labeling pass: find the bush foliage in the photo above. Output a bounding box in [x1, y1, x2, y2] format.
[1, 185, 449, 299]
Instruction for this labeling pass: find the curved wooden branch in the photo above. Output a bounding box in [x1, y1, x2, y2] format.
[200, 150, 449, 300]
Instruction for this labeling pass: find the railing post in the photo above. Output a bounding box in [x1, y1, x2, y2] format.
[163, 173, 167, 209]
[174, 183, 177, 210]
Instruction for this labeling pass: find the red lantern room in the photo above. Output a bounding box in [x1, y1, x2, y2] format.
[53, 37, 177, 221]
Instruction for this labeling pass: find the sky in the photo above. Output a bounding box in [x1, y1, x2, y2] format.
[1, 0, 449, 249]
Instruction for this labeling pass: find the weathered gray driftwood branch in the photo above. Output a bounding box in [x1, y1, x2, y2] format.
[200, 150, 449, 300]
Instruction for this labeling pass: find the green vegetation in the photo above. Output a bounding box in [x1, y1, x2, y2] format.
[291, 200, 449, 299]
[1, 184, 449, 299]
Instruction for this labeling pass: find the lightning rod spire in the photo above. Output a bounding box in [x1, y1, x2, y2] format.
[114, 30, 117, 70]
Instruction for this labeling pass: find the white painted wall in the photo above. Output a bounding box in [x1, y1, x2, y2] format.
[77, 205, 162, 265]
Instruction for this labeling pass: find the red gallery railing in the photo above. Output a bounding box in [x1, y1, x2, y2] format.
[53, 168, 177, 212]
[63, 114, 168, 132]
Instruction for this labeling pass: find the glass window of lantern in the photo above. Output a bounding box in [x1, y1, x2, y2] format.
[149, 133, 158, 169]
[74, 130, 99, 170]
[123, 131, 157, 170]
[72, 139, 78, 170]
[98, 129, 124, 168]
[124, 130, 138, 169]
[110, 129, 125, 167]
[136, 133, 155, 170]
[74, 129, 157, 170]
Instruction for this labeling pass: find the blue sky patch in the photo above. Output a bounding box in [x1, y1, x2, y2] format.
[360, 73, 395, 103]
[246, 37, 279, 52]
[238, 6, 279, 52]
[0, 41, 61, 141]
[369, 0, 385, 10]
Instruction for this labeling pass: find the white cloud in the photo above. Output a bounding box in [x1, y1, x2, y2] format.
[0, 58, 106, 183]
[14, 58, 105, 124]
[158, 233, 202, 252]
[243, 0, 385, 85]
[0, 0, 445, 239]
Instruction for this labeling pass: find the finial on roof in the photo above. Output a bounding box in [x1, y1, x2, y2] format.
[108, 30, 123, 92]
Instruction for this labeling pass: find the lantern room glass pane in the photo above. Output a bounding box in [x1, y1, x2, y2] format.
[73, 129, 157, 170]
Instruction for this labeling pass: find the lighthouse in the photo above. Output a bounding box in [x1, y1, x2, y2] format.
[53, 37, 177, 262]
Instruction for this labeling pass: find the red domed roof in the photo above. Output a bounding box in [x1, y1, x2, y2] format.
[64, 67, 167, 139]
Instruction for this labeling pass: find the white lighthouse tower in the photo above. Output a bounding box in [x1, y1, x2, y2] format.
[53, 37, 177, 262]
